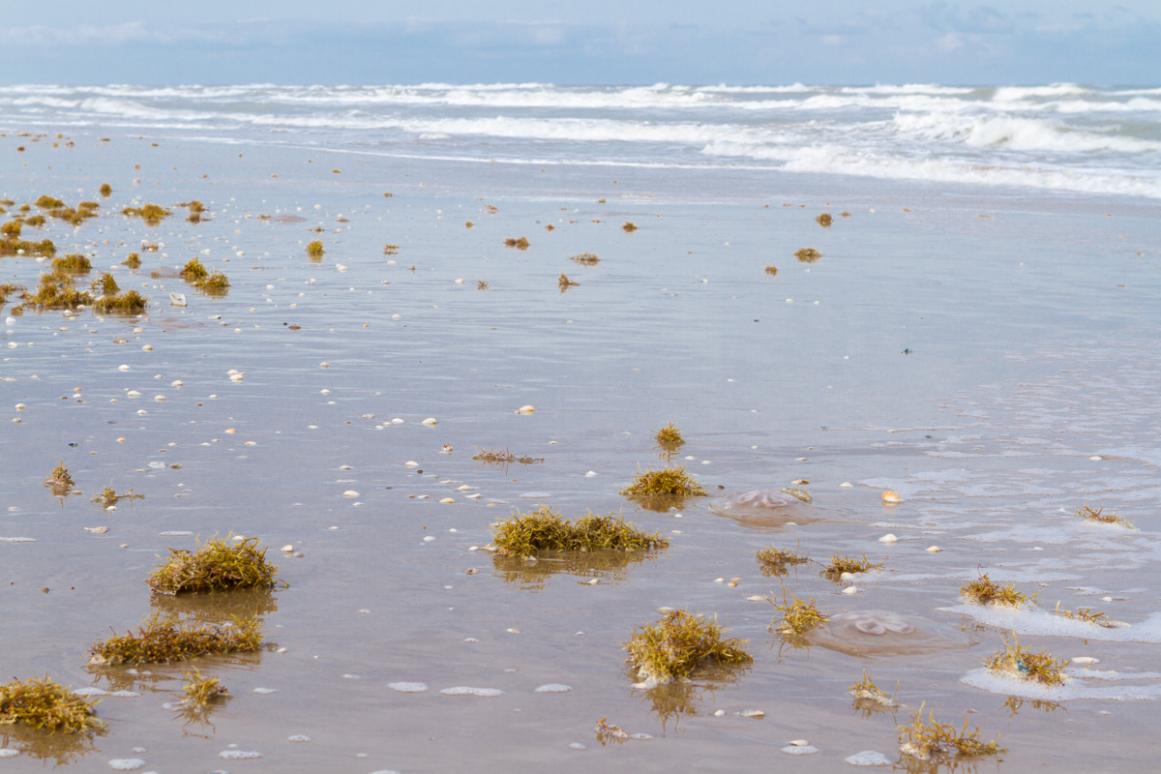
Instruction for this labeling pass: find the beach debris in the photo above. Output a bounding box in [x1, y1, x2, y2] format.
[0, 677, 104, 734]
[960, 574, 1027, 607]
[755, 546, 809, 577]
[654, 422, 685, 456]
[122, 204, 171, 225]
[772, 595, 828, 638]
[44, 462, 75, 495]
[1078, 505, 1134, 529]
[472, 449, 543, 464]
[148, 536, 279, 595]
[504, 237, 530, 250]
[986, 638, 1067, 686]
[89, 614, 262, 665]
[898, 704, 1003, 764]
[571, 252, 600, 266]
[621, 467, 707, 510]
[794, 247, 821, 263]
[849, 670, 898, 711]
[624, 610, 751, 685]
[821, 554, 883, 582]
[492, 506, 667, 557]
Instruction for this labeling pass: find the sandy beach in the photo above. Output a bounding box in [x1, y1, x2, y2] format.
[2, 116, 1160, 772]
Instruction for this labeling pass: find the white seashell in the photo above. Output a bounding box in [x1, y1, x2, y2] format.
[84, 526, 109, 535]
[281, 544, 294, 553]
[342, 490, 359, 498]
[421, 417, 438, 427]
[842, 585, 860, 595]
[169, 293, 187, 306]
[926, 545, 942, 553]
[878, 533, 898, 544]
[515, 405, 536, 415]
[118, 364, 130, 372]
[1071, 656, 1100, 665]
[438, 498, 454, 505]
[737, 709, 765, 718]
[713, 709, 726, 717]
[534, 683, 572, 693]
[108, 759, 146, 770]
[880, 490, 903, 504]
[440, 686, 503, 697]
[387, 682, 428, 693]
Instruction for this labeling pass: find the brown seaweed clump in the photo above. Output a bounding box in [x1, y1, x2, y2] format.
[821, 554, 883, 582]
[122, 203, 171, 225]
[624, 610, 751, 685]
[986, 639, 1066, 686]
[960, 574, 1027, 607]
[1, 220, 20, 237]
[816, 212, 833, 227]
[94, 290, 147, 315]
[772, 596, 828, 638]
[621, 467, 707, 510]
[178, 200, 206, 223]
[654, 422, 685, 456]
[504, 237, 530, 250]
[1054, 603, 1115, 628]
[755, 546, 809, 577]
[595, 717, 630, 745]
[558, 273, 579, 291]
[0, 283, 24, 306]
[43, 462, 75, 494]
[99, 183, 112, 197]
[89, 614, 262, 665]
[795, 247, 822, 263]
[181, 670, 229, 710]
[179, 258, 229, 296]
[850, 670, 897, 712]
[51, 254, 92, 275]
[148, 536, 279, 595]
[472, 449, 542, 465]
[123, 252, 141, 269]
[92, 487, 143, 508]
[898, 704, 1004, 764]
[622, 222, 638, 232]
[571, 252, 600, 266]
[0, 236, 56, 257]
[26, 271, 93, 310]
[306, 240, 325, 259]
[492, 506, 667, 558]
[1078, 505, 1134, 528]
[0, 677, 104, 735]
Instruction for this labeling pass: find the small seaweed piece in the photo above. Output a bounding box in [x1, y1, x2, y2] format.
[477, 280, 489, 290]
[557, 273, 579, 291]
[571, 252, 600, 266]
[179, 258, 208, 282]
[795, 247, 821, 263]
[25, 271, 93, 310]
[0, 677, 104, 735]
[504, 237, 530, 250]
[986, 638, 1066, 686]
[1078, 505, 1133, 528]
[1054, 602, 1115, 628]
[383, 243, 399, 255]
[35, 195, 65, 209]
[0, 283, 24, 306]
[850, 669, 897, 711]
[89, 614, 262, 665]
[624, 610, 752, 685]
[621, 467, 707, 510]
[594, 717, 629, 745]
[961, 573, 1027, 607]
[755, 546, 809, 577]
[654, 422, 685, 456]
[492, 506, 667, 558]
[622, 222, 638, 232]
[816, 212, 833, 227]
[821, 554, 883, 582]
[1, 220, 20, 237]
[181, 670, 228, 709]
[0, 237, 56, 257]
[148, 536, 279, 595]
[93, 273, 119, 296]
[196, 273, 230, 296]
[764, 264, 778, 276]
[306, 240, 325, 259]
[178, 200, 206, 223]
[123, 252, 141, 269]
[92, 487, 142, 508]
[898, 703, 1004, 763]
[99, 183, 112, 197]
[122, 204, 171, 225]
[44, 462, 75, 494]
[772, 595, 828, 638]
[472, 449, 542, 465]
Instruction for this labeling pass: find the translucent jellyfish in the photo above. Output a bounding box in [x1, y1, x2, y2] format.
[710, 489, 818, 529]
[807, 610, 966, 657]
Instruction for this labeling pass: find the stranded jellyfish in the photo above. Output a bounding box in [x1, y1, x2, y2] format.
[710, 489, 818, 529]
[806, 611, 964, 657]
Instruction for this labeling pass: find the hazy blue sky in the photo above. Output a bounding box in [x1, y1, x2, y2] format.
[1, 1, 1157, 85]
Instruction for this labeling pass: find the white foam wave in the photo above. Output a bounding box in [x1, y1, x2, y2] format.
[941, 603, 1161, 642]
[993, 83, 1091, 101]
[961, 667, 1161, 701]
[894, 112, 1161, 153]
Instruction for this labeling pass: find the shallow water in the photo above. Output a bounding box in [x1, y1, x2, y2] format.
[1, 122, 1160, 772]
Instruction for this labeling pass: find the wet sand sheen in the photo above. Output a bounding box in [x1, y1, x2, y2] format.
[0, 126, 1159, 772]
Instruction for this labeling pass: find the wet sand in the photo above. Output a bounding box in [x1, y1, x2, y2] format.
[2, 128, 1161, 772]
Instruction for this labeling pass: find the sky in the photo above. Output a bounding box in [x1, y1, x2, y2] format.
[0, 1, 1157, 86]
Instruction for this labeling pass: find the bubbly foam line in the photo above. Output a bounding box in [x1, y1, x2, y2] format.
[961, 668, 1161, 701]
[941, 604, 1161, 642]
